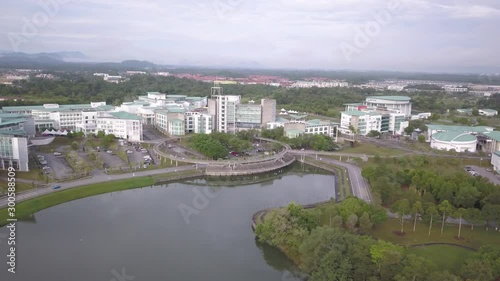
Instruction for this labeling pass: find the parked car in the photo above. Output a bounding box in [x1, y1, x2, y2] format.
[53, 152, 62, 156]
[52, 185, 61, 190]
[106, 150, 113, 154]
[140, 148, 148, 153]
[126, 150, 133, 154]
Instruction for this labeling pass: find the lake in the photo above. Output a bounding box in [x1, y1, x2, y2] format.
[0, 164, 335, 281]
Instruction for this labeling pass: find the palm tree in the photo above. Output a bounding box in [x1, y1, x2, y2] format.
[455, 208, 466, 239]
[412, 201, 423, 232]
[426, 205, 438, 236]
[438, 200, 455, 234]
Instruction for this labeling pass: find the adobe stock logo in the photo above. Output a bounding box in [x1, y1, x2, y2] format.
[213, 0, 245, 20]
[7, 0, 84, 52]
[178, 187, 218, 224]
[110, 267, 135, 281]
[339, 0, 404, 62]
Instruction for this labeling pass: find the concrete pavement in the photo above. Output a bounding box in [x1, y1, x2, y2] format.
[0, 165, 196, 208]
[316, 157, 372, 203]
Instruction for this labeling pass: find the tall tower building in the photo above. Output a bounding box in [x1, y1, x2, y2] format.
[209, 83, 240, 133]
[261, 99, 277, 127]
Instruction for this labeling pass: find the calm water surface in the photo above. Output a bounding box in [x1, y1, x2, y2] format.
[0, 167, 334, 281]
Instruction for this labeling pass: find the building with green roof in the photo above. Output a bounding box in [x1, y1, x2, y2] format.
[365, 96, 412, 117]
[430, 131, 477, 153]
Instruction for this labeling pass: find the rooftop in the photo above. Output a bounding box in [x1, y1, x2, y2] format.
[342, 111, 381, 116]
[108, 112, 142, 121]
[367, 96, 411, 102]
[0, 118, 30, 127]
[427, 124, 494, 134]
[480, 109, 498, 113]
[484, 131, 500, 142]
[285, 129, 304, 135]
[0, 129, 26, 136]
[432, 131, 477, 143]
[288, 114, 308, 120]
[169, 118, 184, 123]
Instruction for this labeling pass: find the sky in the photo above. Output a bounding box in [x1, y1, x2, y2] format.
[1, 0, 500, 73]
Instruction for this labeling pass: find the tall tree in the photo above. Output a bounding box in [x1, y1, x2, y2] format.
[464, 208, 482, 230]
[455, 208, 466, 239]
[391, 199, 411, 234]
[411, 201, 423, 232]
[425, 204, 438, 236]
[438, 200, 454, 234]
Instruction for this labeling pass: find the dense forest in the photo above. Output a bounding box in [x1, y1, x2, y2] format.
[362, 156, 499, 226]
[1, 74, 498, 116]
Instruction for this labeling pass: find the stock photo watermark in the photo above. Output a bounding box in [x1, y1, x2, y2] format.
[5, 167, 17, 274]
[339, 0, 404, 62]
[213, 0, 245, 20]
[7, 0, 83, 52]
[110, 267, 135, 281]
[178, 187, 217, 224]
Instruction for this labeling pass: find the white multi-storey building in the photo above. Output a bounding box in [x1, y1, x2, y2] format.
[339, 109, 408, 136]
[185, 112, 213, 134]
[95, 112, 143, 142]
[0, 114, 33, 171]
[209, 94, 241, 133]
[364, 96, 412, 118]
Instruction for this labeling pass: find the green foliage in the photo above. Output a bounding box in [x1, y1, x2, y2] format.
[460, 246, 500, 281]
[367, 130, 381, 138]
[70, 141, 78, 150]
[417, 134, 426, 143]
[189, 134, 228, 159]
[362, 156, 497, 227]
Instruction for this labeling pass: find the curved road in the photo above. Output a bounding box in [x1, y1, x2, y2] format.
[293, 152, 372, 203]
[153, 137, 292, 165]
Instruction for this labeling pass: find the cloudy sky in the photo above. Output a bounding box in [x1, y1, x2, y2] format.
[1, 0, 499, 72]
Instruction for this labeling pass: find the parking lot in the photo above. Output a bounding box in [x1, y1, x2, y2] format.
[37, 152, 74, 179]
[470, 165, 500, 185]
[99, 151, 127, 169]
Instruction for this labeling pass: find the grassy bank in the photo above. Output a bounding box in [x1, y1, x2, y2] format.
[0, 177, 155, 226]
[372, 218, 500, 250]
[341, 143, 407, 156]
[409, 245, 473, 273]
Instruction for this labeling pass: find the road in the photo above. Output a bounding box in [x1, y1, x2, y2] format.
[0, 165, 196, 208]
[300, 154, 372, 203]
[153, 137, 292, 165]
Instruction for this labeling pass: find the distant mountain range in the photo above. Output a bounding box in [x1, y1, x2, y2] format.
[0, 51, 159, 71]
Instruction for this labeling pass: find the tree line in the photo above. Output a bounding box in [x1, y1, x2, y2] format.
[362, 156, 499, 234]
[255, 199, 500, 280]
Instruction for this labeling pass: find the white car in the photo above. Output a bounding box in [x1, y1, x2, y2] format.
[106, 150, 113, 154]
[53, 152, 62, 156]
[126, 150, 133, 154]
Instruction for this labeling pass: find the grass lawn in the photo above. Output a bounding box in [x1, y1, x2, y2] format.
[409, 245, 473, 273]
[38, 137, 81, 152]
[0, 181, 36, 194]
[115, 150, 129, 163]
[0, 177, 156, 226]
[341, 143, 407, 156]
[0, 169, 44, 181]
[372, 218, 500, 250]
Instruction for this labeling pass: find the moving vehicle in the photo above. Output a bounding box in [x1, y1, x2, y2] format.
[52, 185, 61, 190]
[53, 152, 62, 156]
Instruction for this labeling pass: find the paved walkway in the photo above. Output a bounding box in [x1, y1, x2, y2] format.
[297, 154, 372, 203]
[0, 165, 195, 208]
